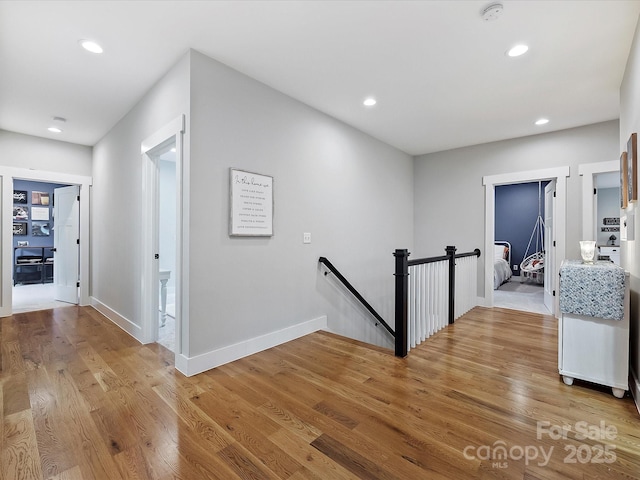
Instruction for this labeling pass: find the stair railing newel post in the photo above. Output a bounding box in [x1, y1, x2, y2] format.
[446, 245, 457, 325]
[393, 249, 409, 357]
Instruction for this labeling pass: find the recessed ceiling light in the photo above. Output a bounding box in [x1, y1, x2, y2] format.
[48, 127, 63, 133]
[507, 44, 529, 57]
[79, 39, 103, 54]
[535, 118, 549, 125]
[363, 98, 377, 107]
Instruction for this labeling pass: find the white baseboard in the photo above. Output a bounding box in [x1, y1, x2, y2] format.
[476, 295, 489, 308]
[90, 296, 143, 342]
[87, 300, 327, 378]
[630, 367, 640, 416]
[176, 315, 328, 377]
[174, 353, 189, 374]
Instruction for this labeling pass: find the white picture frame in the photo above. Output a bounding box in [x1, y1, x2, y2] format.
[31, 206, 50, 221]
[229, 168, 274, 236]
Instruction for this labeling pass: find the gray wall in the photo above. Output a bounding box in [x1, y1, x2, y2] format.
[620, 13, 640, 405]
[90, 49, 412, 358]
[91, 53, 190, 326]
[187, 50, 413, 355]
[0, 130, 92, 176]
[413, 120, 620, 296]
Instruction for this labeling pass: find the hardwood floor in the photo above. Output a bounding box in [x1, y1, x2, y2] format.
[2, 305, 639, 479]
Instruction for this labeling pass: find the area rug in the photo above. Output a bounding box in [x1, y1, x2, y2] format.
[497, 279, 544, 294]
[494, 280, 551, 315]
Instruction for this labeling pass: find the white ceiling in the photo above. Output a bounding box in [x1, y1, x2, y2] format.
[1, 1, 639, 156]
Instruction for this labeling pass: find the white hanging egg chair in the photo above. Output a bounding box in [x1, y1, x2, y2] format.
[520, 182, 545, 284]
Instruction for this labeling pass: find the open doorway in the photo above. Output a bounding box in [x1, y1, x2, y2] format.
[12, 179, 79, 313]
[140, 115, 185, 361]
[1, 167, 91, 317]
[578, 160, 621, 264]
[493, 180, 552, 315]
[593, 173, 621, 263]
[483, 166, 570, 317]
[156, 145, 177, 352]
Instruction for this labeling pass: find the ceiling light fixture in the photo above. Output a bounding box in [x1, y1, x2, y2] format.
[363, 98, 377, 107]
[507, 44, 529, 57]
[79, 39, 103, 54]
[47, 126, 63, 133]
[535, 118, 549, 125]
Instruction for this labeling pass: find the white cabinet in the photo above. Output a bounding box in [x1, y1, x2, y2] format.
[598, 246, 620, 265]
[558, 262, 629, 398]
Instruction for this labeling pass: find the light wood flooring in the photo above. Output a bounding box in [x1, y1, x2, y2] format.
[2, 305, 639, 479]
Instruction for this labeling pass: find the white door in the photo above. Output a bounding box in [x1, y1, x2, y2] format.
[543, 180, 556, 314]
[54, 185, 79, 304]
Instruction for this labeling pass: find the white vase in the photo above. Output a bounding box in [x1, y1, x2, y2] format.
[579, 241, 596, 264]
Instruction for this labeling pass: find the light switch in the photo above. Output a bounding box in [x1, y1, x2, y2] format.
[303, 232, 311, 244]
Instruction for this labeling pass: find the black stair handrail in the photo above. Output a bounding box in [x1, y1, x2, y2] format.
[408, 248, 481, 267]
[319, 257, 395, 339]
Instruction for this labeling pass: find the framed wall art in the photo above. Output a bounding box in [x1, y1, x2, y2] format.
[31, 206, 50, 221]
[13, 205, 28, 220]
[229, 168, 274, 236]
[627, 133, 637, 203]
[32, 191, 50, 205]
[13, 222, 27, 236]
[13, 190, 28, 204]
[32, 221, 50, 236]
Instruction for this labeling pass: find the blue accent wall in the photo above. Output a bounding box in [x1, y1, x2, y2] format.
[495, 181, 549, 276]
[13, 179, 69, 249]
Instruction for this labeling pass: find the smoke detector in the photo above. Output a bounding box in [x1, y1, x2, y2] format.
[481, 3, 504, 21]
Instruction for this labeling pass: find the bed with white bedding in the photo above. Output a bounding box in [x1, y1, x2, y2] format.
[494, 241, 512, 289]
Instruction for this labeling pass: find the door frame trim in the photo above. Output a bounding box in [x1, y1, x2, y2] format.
[578, 160, 619, 240]
[483, 166, 570, 317]
[543, 180, 557, 314]
[1, 168, 92, 317]
[140, 115, 187, 369]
